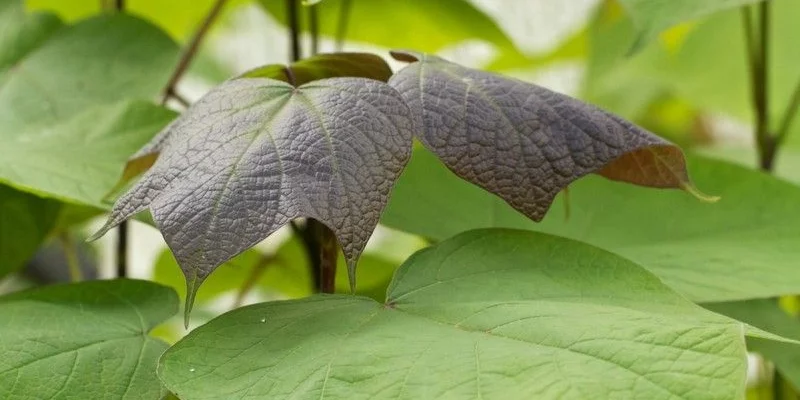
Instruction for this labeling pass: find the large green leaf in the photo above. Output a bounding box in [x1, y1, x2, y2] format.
[705, 300, 800, 390]
[0, 0, 62, 74]
[0, 102, 176, 207]
[0, 10, 179, 206]
[0, 185, 60, 278]
[159, 229, 765, 399]
[619, 0, 764, 50]
[258, 0, 519, 54]
[382, 147, 800, 303]
[0, 279, 178, 399]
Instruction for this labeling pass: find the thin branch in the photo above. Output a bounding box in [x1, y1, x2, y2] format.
[741, 3, 776, 171]
[309, 3, 320, 56]
[287, 0, 301, 62]
[335, 0, 353, 51]
[776, 78, 800, 146]
[114, 0, 124, 10]
[160, 0, 228, 105]
[232, 254, 276, 308]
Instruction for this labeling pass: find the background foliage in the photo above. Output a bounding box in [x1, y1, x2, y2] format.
[2, 0, 800, 399]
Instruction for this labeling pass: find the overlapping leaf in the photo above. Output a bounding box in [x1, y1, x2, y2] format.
[159, 229, 773, 399]
[0, 7, 179, 206]
[0, 280, 178, 399]
[258, 0, 519, 54]
[118, 52, 394, 185]
[388, 51, 710, 222]
[383, 148, 800, 302]
[92, 77, 416, 314]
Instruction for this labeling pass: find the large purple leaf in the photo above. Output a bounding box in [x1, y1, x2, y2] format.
[91, 77, 415, 314]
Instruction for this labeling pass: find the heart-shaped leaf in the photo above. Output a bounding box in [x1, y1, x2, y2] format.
[382, 149, 800, 303]
[92, 77, 416, 316]
[159, 229, 770, 399]
[117, 52, 394, 186]
[0, 279, 178, 399]
[387, 51, 712, 222]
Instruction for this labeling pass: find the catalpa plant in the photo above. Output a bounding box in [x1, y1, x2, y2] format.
[91, 51, 713, 315]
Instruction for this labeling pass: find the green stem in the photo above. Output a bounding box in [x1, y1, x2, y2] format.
[59, 233, 83, 282]
[309, 3, 319, 56]
[775, 78, 800, 147]
[287, 0, 301, 62]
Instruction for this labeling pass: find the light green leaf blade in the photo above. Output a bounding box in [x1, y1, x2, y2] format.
[619, 0, 764, 51]
[0, 279, 178, 399]
[257, 0, 519, 54]
[382, 147, 800, 303]
[0, 11, 179, 206]
[0, 101, 176, 207]
[0, 0, 62, 74]
[705, 300, 800, 390]
[159, 229, 760, 400]
[0, 185, 60, 278]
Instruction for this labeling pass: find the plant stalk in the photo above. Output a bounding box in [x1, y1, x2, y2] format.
[309, 3, 319, 56]
[287, 0, 301, 62]
[317, 222, 338, 294]
[335, 0, 353, 51]
[160, 0, 228, 105]
[232, 254, 275, 308]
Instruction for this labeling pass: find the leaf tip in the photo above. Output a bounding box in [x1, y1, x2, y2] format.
[347, 262, 357, 294]
[679, 182, 720, 203]
[183, 275, 201, 329]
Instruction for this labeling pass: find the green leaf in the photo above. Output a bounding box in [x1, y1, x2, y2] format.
[619, 0, 764, 51]
[0, 11, 180, 206]
[160, 229, 760, 400]
[240, 52, 393, 84]
[0, 185, 60, 278]
[0, 0, 62, 74]
[382, 147, 800, 303]
[0, 102, 176, 207]
[25, 0, 250, 40]
[257, 0, 519, 54]
[0, 279, 178, 399]
[705, 300, 800, 390]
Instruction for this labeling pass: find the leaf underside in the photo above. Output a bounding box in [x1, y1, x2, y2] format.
[116, 52, 394, 186]
[388, 50, 707, 221]
[92, 77, 415, 316]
